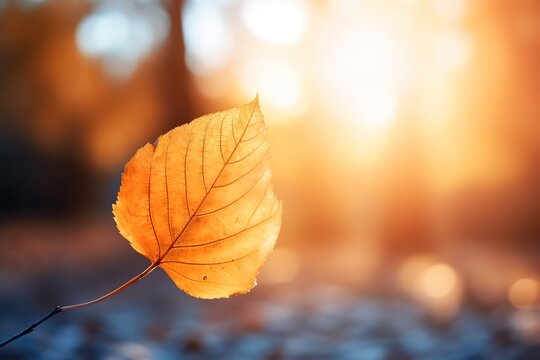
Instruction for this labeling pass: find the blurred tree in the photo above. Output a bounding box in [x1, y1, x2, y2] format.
[380, 98, 433, 259]
[0, 0, 192, 218]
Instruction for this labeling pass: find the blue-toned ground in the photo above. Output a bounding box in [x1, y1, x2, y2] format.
[1, 279, 539, 359]
[0, 223, 539, 359]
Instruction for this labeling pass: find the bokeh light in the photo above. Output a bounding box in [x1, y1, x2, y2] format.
[398, 255, 436, 293]
[182, 0, 232, 75]
[76, 2, 169, 79]
[421, 263, 458, 299]
[399, 257, 463, 318]
[510, 308, 540, 344]
[509, 278, 540, 309]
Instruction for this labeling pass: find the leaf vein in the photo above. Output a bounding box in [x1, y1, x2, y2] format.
[219, 114, 226, 163]
[165, 134, 173, 245]
[173, 207, 279, 249]
[231, 111, 237, 144]
[201, 118, 210, 192]
[246, 182, 271, 227]
[184, 132, 192, 217]
[158, 102, 258, 261]
[214, 154, 268, 188]
[163, 265, 243, 286]
[228, 139, 265, 164]
[195, 168, 265, 216]
[162, 248, 259, 266]
[147, 148, 161, 257]
[240, 127, 265, 143]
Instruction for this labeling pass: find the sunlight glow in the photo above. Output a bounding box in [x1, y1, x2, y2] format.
[319, 22, 405, 131]
[430, 0, 466, 22]
[435, 29, 472, 71]
[399, 0, 421, 6]
[239, 58, 307, 119]
[242, 0, 308, 45]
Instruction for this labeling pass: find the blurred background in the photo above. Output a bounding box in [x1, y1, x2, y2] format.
[1, 0, 540, 358]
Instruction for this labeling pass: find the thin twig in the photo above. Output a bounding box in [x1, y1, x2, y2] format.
[0, 306, 62, 348]
[0, 264, 157, 349]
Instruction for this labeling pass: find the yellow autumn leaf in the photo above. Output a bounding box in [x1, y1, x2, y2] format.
[112, 97, 282, 299]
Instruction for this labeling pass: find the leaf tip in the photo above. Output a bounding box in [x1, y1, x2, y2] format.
[250, 93, 260, 108]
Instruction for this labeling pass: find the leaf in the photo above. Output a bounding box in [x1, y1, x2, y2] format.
[112, 97, 282, 299]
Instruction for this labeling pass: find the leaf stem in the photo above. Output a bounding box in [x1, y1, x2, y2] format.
[0, 263, 157, 349]
[61, 263, 157, 311]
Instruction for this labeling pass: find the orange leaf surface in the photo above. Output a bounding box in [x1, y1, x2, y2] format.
[112, 98, 282, 299]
